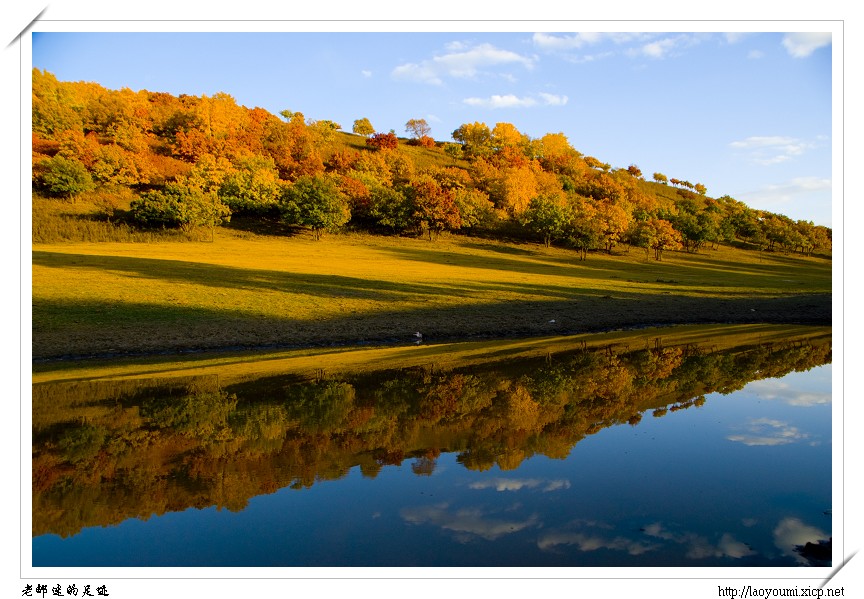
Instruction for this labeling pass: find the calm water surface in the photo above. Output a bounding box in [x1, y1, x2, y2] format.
[32, 328, 832, 567]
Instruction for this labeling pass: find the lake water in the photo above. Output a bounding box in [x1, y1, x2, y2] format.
[31, 326, 832, 567]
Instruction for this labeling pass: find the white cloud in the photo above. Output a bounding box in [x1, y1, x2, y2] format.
[639, 37, 680, 59]
[470, 478, 540, 491]
[738, 177, 831, 209]
[537, 531, 656, 555]
[782, 33, 832, 58]
[532, 32, 646, 51]
[534, 32, 709, 63]
[464, 94, 534, 108]
[626, 34, 707, 60]
[745, 379, 832, 407]
[361, 69, 372, 78]
[643, 522, 757, 560]
[542, 479, 571, 492]
[469, 477, 571, 492]
[538, 92, 568, 106]
[729, 135, 817, 166]
[392, 42, 535, 85]
[724, 32, 749, 44]
[748, 50, 765, 59]
[564, 51, 615, 64]
[392, 62, 443, 85]
[773, 517, 828, 563]
[736, 176, 832, 225]
[463, 92, 568, 109]
[730, 135, 799, 148]
[726, 418, 809, 446]
[401, 503, 539, 541]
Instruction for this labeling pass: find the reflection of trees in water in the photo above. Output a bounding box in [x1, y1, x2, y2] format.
[32, 332, 831, 537]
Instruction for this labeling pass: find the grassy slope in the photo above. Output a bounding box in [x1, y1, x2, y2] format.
[31, 228, 832, 363]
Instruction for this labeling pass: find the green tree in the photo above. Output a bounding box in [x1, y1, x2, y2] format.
[453, 188, 496, 230]
[280, 174, 351, 239]
[130, 179, 230, 232]
[219, 155, 283, 215]
[37, 155, 95, 199]
[366, 185, 414, 234]
[443, 142, 464, 162]
[521, 194, 572, 248]
[90, 144, 142, 186]
[566, 196, 601, 260]
[352, 117, 375, 137]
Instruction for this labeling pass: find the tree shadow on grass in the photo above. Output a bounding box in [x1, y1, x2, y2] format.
[379, 243, 832, 293]
[32, 291, 832, 362]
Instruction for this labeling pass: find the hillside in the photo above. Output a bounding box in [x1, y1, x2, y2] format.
[32, 68, 831, 258]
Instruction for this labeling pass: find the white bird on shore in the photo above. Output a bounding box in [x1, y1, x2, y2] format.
[414, 332, 423, 339]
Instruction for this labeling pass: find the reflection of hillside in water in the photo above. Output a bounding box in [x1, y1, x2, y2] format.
[32, 330, 831, 538]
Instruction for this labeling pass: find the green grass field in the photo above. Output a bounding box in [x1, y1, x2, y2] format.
[31, 227, 832, 364]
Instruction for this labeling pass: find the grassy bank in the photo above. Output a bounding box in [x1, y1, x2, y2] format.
[31, 229, 832, 362]
[32, 323, 830, 385]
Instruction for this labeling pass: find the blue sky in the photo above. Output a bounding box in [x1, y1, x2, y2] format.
[32, 30, 834, 226]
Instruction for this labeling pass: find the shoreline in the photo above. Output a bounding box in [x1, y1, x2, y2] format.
[32, 292, 831, 365]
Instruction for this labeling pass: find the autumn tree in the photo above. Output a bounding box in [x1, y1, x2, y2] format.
[491, 122, 523, 153]
[452, 122, 492, 158]
[90, 144, 144, 186]
[596, 200, 632, 254]
[584, 156, 611, 172]
[806, 225, 831, 256]
[32, 69, 83, 137]
[309, 120, 342, 145]
[352, 117, 375, 137]
[653, 172, 668, 185]
[405, 118, 431, 139]
[263, 114, 324, 180]
[489, 165, 538, 216]
[537, 132, 582, 175]
[761, 214, 795, 252]
[326, 149, 361, 174]
[280, 174, 351, 239]
[366, 132, 399, 151]
[407, 177, 462, 240]
[54, 129, 100, 169]
[632, 218, 682, 261]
